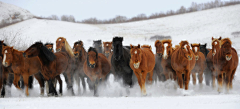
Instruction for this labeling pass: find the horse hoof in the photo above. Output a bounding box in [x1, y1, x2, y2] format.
[55, 94, 58, 97]
[59, 93, 62, 96]
[47, 93, 53, 97]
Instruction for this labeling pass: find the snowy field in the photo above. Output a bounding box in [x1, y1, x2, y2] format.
[1, 3, 240, 109]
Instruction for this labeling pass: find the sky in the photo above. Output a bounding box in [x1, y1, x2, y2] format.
[0, 0, 229, 21]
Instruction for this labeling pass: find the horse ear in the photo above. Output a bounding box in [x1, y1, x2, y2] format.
[130, 44, 133, 49]
[121, 37, 123, 41]
[191, 44, 193, 47]
[219, 37, 222, 40]
[198, 43, 200, 46]
[212, 37, 214, 40]
[138, 44, 140, 48]
[204, 43, 207, 47]
[103, 42, 105, 45]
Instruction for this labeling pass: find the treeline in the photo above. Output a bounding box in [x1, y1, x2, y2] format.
[37, 0, 240, 24]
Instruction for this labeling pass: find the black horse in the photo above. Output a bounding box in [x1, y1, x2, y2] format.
[93, 40, 103, 53]
[199, 43, 211, 86]
[111, 37, 133, 88]
[0, 40, 33, 97]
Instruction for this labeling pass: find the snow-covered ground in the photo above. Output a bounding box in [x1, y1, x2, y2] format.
[1, 3, 240, 109]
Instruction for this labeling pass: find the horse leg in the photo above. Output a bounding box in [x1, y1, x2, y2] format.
[34, 73, 45, 96]
[217, 73, 223, 93]
[198, 70, 204, 88]
[204, 68, 211, 86]
[66, 67, 74, 96]
[176, 72, 183, 89]
[13, 74, 21, 90]
[22, 74, 30, 96]
[94, 79, 99, 97]
[147, 70, 153, 85]
[133, 71, 142, 94]
[81, 76, 86, 94]
[141, 71, 148, 96]
[212, 72, 216, 89]
[74, 73, 81, 95]
[184, 70, 190, 90]
[192, 73, 196, 85]
[225, 71, 232, 93]
[28, 76, 34, 89]
[56, 75, 62, 96]
[1, 68, 9, 97]
[163, 68, 169, 80]
[230, 68, 236, 89]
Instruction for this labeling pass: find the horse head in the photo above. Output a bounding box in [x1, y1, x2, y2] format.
[179, 41, 193, 60]
[221, 38, 233, 61]
[191, 43, 200, 60]
[93, 40, 102, 53]
[155, 40, 163, 58]
[2, 46, 14, 67]
[162, 39, 173, 59]
[23, 42, 43, 58]
[44, 42, 54, 52]
[73, 40, 84, 58]
[199, 43, 208, 56]
[56, 37, 74, 58]
[112, 37, 123, 61]
[87, 47, 98, 68]
[103, 41, 112, 58]
[130, 44, 142, 69]
[212, 37, 221, 56]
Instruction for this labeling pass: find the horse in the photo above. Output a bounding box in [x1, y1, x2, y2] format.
[213, 38, 238, 92]
[23, 41, 74, 96]
[206, 37, 222, 88]
[44, 42, 54, 52]
[103, 41, 115, 80]
[161, 39, 175, 80]
[72, 40, 92, 94]
[83, 47, 110, 96]
[56, 37, 75, 95]
[129, 44, 155, 96]
[93, 40, 103, 53]
[153, 40, 164, 82]
[191, 43, 207, 87]
[2, 45, 45, 96]
[171, 41, 196, 90]
[111, 37, 134, 88]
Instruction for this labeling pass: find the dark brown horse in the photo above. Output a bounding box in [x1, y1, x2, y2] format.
[153, 40, 164, 82]
[83, 47, 110, 96]
[161, 39, 175, 80]
[171, 41, 196, 90]
[2, 46, 45, 96]
[129, 44, 155, 96]
[23, 42, 72, 96]
[191, 43, 206, 87]
[213, 38, 238, 92]
[206, 37, 222, 88]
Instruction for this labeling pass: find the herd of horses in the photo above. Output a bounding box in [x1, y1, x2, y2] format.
[0, 36, 238, 97]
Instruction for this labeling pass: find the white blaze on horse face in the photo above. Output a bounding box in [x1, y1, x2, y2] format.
[194, 47, 198, 53]
[135, 50, 137, 54]
[59, 39, 61, 41]
[2, 50, 7, 65]
[184, 44, 188, 52]
[214, 41, 217, 45]
[106, 44, 108, 46]
[163, 43, 168, 59]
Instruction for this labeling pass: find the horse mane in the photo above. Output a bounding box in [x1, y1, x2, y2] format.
[154, 40, 161, 47]
[161, 39, 172, 44]
[74, 40, 83, 47]
[191, 43, 200, 47]
[173, 45, 180, 50]
[44, 42, 53, 46]
[113, 37, 123, 42]
[179, 41, 189, 47]
[33, 41, 56, 62]
[220, 38, 232, 46]
[57, 37, 75, 58]
[141, 45, 152, 50]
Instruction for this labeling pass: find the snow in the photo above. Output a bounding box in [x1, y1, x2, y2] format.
[1, 3, 240, 109]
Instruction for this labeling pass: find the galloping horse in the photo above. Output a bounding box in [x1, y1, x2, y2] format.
[23, 42, 73, 96]
[129, 44, 155, 96]
[191, 43, 206, 86]
[153, 40, 164, 82]
[2, 46, 45, 96]
[56, 37, 75, 95]
[206, 37, 221, 88]
[93, 40, 103, 53]
[103, 41, 115, 80]
[111, 37, 134, 87]
[83, 47, 110, 96]
[213, 38, 238, 92]
[161, 39, 175, 80]
[72, 40, 92, 94]
[171, 41, 196, 90]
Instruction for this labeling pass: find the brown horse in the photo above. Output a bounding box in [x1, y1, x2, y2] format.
[161, 39, 175, 80]
[153, 40, 164, 82]
[2, 46, 45, 96]
[213, 38, 238, 92]
[23, 42, 73, 96]
[72, 40, 93, 94]
[171, 41, 196, 90]
[56, 37, 75, 95]
[83, 47, 110, 96]
[103, 41, 115, 80]
[206, 37, 222, 88]
[191, 43, 206, 86]
[129, 44, 155, 96]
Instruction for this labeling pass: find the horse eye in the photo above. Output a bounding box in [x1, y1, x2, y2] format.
[183, 48, 185, 49]
[168, 46, 170, 48]
[62, 42, 64, 43]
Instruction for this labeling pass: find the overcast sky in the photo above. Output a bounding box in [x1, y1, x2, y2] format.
[0, 0, 228, 21]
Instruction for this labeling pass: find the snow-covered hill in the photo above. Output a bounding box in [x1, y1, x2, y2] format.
[0, 3, 240, 109]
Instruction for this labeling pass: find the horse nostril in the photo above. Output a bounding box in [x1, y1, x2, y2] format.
[188, 56, 191, 58]
[75, 53, 79, 56]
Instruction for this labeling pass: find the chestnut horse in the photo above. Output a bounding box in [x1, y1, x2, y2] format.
[23, 42, 73, 96]
[103, 41, 115, 80]
[56, 37, 75, 95]
[171, 41, 196, 90]
[206, 37, 222, 88]
[83, 47, 110, 96]
[191, 43, 206, 86]
[2, 46, 45, 96]
[72, 40, 93, 94]
[93, 40, 103, 53]
[213, 38, 238, 92]
[129, 44, 155, 96]
[153, 40, 164, 82]
[161, 39, 175, 80]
